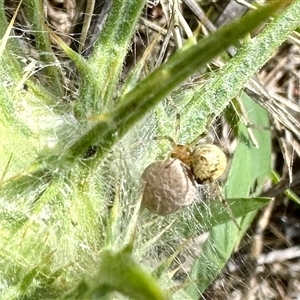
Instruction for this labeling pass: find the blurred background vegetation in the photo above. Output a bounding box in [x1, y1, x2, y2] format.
[0, 0, 300, 299]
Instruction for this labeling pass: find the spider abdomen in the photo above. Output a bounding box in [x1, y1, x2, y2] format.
[192, 144, 227, 184]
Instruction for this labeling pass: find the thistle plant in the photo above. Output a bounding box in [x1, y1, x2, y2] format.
[0, 0, 299, 299]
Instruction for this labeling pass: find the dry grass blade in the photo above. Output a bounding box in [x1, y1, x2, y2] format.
[0, 0, 22, 57]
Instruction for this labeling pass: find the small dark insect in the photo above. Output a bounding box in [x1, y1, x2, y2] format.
[83, 145, 98, 159]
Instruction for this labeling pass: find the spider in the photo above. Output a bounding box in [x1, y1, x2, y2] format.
[155, 112, 227, 184]
[141, 112, 228, 216]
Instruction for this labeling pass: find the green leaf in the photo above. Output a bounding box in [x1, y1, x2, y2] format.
[63, 249, 168, 300]
[185, 92, 272, 297]
[182, 197, 270, 234]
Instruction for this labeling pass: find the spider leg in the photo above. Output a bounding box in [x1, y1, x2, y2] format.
[154, 135, 177, 149]
[174, 111, 181, 145]
[165, 96, 180, 144]
[187, 114, 216, 148]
